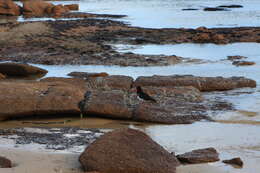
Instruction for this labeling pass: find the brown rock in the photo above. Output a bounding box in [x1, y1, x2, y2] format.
[211, 34, 227, 44]
[177, 148, 220, 164]
[51, 4, 69, 17]
[22, 0, 54, 17]
[0, 81, 84, 121]
[0, 73, 5, 79]
[68, 72, 109, 78]
[134, 75, 256, 92]
[0, 156, 12, 168]
[40, 77, 87, 90]
[65, 4, 79, 11]
[193, 33, 211, 43]
[232, 61, 255, 66]
[0, 0, 21, 16]
[222, 157, 243, 167]
[79, 128, 179, 173]
[0, 63, 47, 78]
[84, 75, 133, 91]
[82, 90, 133, 119]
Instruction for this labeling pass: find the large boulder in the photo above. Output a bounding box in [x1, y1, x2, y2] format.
[79, 128, 179, 173]
[176, 148, 220, 164]
[134, 75, 256, 92]
[22, 0, 54, 17]
[0, 0, 21, 16]
[0, 81, 84, 121]
[0, 63, 47, 78]
[0, 156, 12, 168]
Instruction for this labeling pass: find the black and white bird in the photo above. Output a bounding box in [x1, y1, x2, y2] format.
[136, 86, 157, 103]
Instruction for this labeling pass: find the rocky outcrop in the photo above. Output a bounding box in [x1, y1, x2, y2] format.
[0, 156, 12, 168]
[22, 0, 54, 17]
[218, 5, 243, 8]
[223, 157, 243, 167]
[40, 77, 87, 90]
[134, 75, 256, 92]
[80, 86, 210, 124]
[203, 7, 227, 11]
[0, 0, 21, 16]
[79, 128, 180, 173]
[0, 63, 47, 78]
[0, 81, 84, 121]
[176, 148, 220, 164]
[68, 72, 109, 78]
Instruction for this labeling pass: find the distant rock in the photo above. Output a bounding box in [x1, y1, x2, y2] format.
[177, 148, 220, 164]
[218, 5, 243, 8]
[0, 0, 21, 16]
[0, 63, 47, 78]
[0, 156, 12, 168]
[79, 128, 180, 173]
[68, 72, 109, 78]
[227, 55, 248, 61]
[182, 8, 199, 11]
[223, 157, 243, 167]
[203, 7, 228, 11]
[232, 61, 255, 66]
[22, 0, 54, 17]
[134, 75, 256, 92]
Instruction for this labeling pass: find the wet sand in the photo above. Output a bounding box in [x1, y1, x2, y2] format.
[0, 148, 228, 173]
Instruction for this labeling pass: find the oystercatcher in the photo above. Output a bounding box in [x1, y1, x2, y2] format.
[136, 86, 157, 103]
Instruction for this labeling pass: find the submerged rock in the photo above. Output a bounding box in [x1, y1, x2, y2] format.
[0, 156, 12, 168]
[0, 81, 84, 121]
[134, 75, 256, 92]
[79, 128, 180, 173]
[223, 157, 243, 167]
[0, 0, 21, 16]
[0, 63, 47, 78]
[177, 148, 220, 164]
[203, 7, 228, 11]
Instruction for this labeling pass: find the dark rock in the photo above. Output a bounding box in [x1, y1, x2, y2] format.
[177, 148, 220, 164]
[79, 128, 180, 173]
[68, 72, 109, 78]
[0, 63, 47, 78]
[134, 75, 256, 92]
[223, 157, 243, 167]
[0, 156, 12, 168]
[203, 7, 228, 11]
[218, 5, 243, 8]
[182, 8, 199, 11]
[232, 61, 255, 66]
[227, 55, 248, 61]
